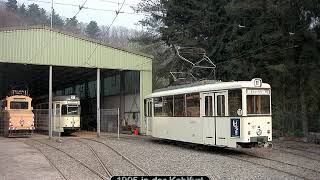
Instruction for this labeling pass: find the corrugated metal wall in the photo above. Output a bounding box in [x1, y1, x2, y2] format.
[0, 28, 152, 71]
[0, 27, 153, 133]
[140, 70, 152, 133]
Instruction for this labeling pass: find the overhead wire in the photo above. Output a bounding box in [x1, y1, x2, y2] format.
[81, 0, 127, 68]
[100, 0, 136, 7]
[27, 0, 142, 15]
[71, 0, 88, 19]
[24, 0, 137, 65]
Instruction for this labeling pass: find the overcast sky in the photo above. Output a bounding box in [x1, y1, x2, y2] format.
[17, 0, 145, 30]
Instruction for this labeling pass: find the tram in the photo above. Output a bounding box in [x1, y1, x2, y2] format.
[0, 90, 34, 137]
[35, 95, 81, 134]
[144, 78, 272, 148]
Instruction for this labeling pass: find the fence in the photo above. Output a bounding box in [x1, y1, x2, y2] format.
[34, 109, 64, 137]
[0, 110, 6, 135]
[100, 108, 120, 134]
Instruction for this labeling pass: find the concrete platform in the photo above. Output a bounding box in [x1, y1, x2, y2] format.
[0, 137, 61, 180]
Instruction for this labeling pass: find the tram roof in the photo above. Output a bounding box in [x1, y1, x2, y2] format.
[146, 79, 271, 98]
[53, 95, 80, 101]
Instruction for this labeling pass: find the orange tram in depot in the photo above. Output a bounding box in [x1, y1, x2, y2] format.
[0, 90, 35, 137]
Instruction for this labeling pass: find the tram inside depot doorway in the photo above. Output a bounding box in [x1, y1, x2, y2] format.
[0, 63, 142, 137]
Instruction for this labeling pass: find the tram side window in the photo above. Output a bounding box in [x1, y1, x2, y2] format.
[204, 96, 213, 117]
[154, 97, 163, 117]
[174, 95, 185, 117]
[62, 105, 68, 115]
[144, 100, 153, 117]
[55, 104, 60, 115]
[186, 93, 200, 117]
[247, 95, 270, 114]
[148, 101, 152, 117]
[229, 90, 242, 116]
[144, 100, 147, 117]
[216, 95, 225, 116]
[163, 96, 173, 117]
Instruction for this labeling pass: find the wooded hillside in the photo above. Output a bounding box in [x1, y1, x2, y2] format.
[135, 0, 320, 137]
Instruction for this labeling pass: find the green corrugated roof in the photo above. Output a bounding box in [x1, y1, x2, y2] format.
[0, 26, 152, 71]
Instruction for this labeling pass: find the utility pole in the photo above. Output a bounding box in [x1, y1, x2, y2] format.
[51, 0, 53, 28]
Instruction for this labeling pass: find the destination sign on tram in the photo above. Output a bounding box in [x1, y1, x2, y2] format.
[246, 89, 270, 95]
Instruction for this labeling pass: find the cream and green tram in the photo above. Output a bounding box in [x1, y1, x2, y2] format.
[35, 95, 81, 134]
[144, 78, 272, 148]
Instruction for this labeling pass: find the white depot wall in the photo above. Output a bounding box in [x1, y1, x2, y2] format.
[103, 94, 140, 127]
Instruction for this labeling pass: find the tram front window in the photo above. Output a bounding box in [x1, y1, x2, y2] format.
[62, 105, 79, 115]
[10, 101, 28, 109]
[247, 95, 270, 114]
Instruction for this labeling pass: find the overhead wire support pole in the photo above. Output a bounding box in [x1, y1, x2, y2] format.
[97, 68, 101, 137]
[50, 0, 53, 28]
[49, 0, 53, 138]
[118, 108, 120, 139]
[49, 66, 53, 138]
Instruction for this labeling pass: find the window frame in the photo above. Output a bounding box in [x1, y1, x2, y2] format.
[228, 89, 242, 117]
[61, 104, 80, 116]
[185, 93, 200, 117]
[9, 101, 29, 110]
[216, 95, 226, 117]
[173, 94, 186, 117]
[153, 97, 164, 117]
[246, 95, 271, 115]
[204, 96, 213, 117]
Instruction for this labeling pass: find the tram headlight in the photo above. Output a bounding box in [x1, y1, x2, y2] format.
[256, 129, 262, 136]
[267, 130, 270, 134]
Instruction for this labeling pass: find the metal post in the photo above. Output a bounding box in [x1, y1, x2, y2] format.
[97, 68, 101, 137]
[117, 108, 120, 139]
[51, 0, 53, 28]
[49, 66, 53, 138]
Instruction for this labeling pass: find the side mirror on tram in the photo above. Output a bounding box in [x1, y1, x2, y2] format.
[237, 109, 243, 116]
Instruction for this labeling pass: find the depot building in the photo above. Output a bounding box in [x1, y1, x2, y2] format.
[0, 27, 152, 136]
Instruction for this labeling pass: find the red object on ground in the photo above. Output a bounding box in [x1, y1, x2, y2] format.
[133, 129, 139, 135]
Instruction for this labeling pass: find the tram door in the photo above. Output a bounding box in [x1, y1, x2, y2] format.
[214, 91, 228, 146]
[202, 91, 228, 145]
[201, 93, 215, 145]
[53, 103, 62, 132]
[145, 99, 153, 136]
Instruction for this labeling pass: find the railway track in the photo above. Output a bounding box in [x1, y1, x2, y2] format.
[244, 151, 320, 173]
[272, 147, 320, 162]
[82, 138, 150, 176]
[74, 139, 113, 178]
[154, 139, 318, 179]
[225, 150, 320, 180]
[18, 139, 68, 180]
[225, 153, 311, 180]
[286, 146, 320, 156]
[28, 139, 109, 180]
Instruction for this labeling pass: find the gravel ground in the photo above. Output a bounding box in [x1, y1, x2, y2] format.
[20, 134, 320, 180]
[23, 138, 102, 180]
[43, 138, 110, 178]
[97, 137, 306, 179]
[81, 138, 143, 176]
